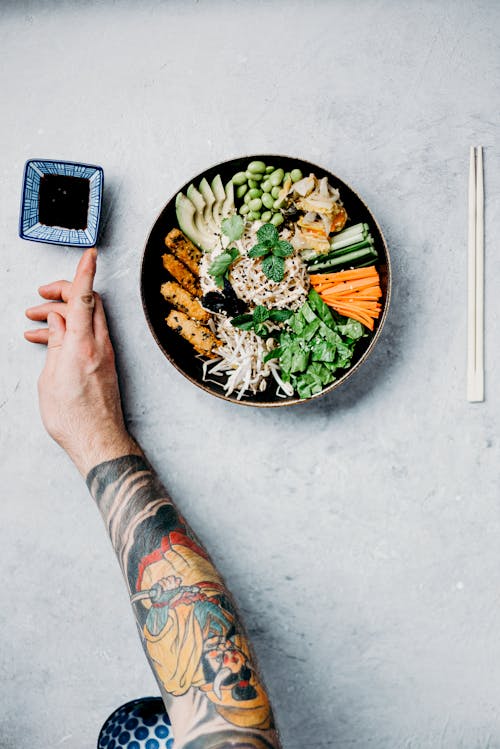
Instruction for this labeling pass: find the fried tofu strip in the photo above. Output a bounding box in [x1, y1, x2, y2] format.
[162, 253, 201, 297]
[160, 281, 209, 323]
[164, 228, 202, 276]
[166, 310, 220, 358]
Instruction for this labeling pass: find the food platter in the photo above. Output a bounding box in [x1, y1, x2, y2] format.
[141, 155, 391, 407]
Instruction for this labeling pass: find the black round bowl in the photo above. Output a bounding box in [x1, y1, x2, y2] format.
[141, 155, 391, 407]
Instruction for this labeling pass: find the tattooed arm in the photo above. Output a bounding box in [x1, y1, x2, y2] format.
[25, 249, 281, 749]
[87, 454, 279, 748]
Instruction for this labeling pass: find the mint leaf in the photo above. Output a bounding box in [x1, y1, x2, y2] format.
[254, 323, 269, 337]
[257, 223, 279, 244]
[253, 306, 270, 324]
[261, 254, 285, 282]
[273, 240, 293, 258]
[248, 242, 271, 259]
[221, 214, 244, 242]
[231, 313, 254, 330]
[268, 309, 293, 323]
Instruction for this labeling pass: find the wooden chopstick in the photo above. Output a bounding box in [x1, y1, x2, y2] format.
[467, 145, 484, 402]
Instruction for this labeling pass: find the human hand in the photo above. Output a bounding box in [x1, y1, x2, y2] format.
[24, 248, 140, 476]
[157, 576, 182, 592]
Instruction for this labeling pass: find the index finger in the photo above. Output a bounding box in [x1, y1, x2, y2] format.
[66, 247, 97, 337]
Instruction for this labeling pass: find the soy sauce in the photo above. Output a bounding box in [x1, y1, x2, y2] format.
[38, 174, 90, 230]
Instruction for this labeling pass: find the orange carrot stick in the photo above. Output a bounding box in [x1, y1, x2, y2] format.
[333, 308, 374, 330]
[320, 280, 378, 296]
[311, 265, 382, 331]
[309, 266, 378, 284]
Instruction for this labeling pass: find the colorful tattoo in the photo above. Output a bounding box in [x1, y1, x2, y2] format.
[87, 456, 279, 748]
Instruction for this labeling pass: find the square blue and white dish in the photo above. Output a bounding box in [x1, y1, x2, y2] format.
[19, 159, 104, 247]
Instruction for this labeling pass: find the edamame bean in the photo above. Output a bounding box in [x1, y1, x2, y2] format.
[244, 192, 253, 205]
[270, 168, 284, 186]
[247, 160, 266, 174]
[249, 198, 263, 212]
[265, 165, 274, 173]
[271, 213, 284, 227]
[248, 188, 262, 199]
[261, 192, 274, 210]
[248, 210, 261, 221]
[248, 179, 258, 189]
[239, 204, 250, 215]
[246, 170, 263, 181]
[283, 172, 291, 183]
[291, 168, 303, 182]
[236, 184, 248, 199]
[261, 210, 272, 222]
[271, 186, 281, 199]
[261, 179, 272, 193]
[232, 171, 248, 186]
[273, 197, 285, 209]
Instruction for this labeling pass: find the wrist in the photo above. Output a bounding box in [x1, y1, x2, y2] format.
[67, 424, 142, 477]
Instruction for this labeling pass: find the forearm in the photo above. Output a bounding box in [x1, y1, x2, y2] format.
[86, 451, 281, 749]
[68, 426, 141, 478]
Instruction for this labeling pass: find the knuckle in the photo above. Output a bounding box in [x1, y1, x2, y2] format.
[80, 293, 95, 307]
[79, 342, 98, 361]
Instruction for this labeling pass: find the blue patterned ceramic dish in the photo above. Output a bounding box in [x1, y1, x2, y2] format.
[19, 158, 103, 247]
[97, 696, 173, 749]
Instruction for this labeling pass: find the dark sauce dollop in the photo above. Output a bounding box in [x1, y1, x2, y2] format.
[38, 174, 90, 230]
[202, 279, 247, 317]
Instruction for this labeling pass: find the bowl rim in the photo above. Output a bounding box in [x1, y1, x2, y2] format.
[141, 153, 392, 407]
[19, 158, 104, 247]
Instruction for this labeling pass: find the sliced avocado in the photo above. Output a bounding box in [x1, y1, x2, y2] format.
[198, 178, 218, 234]
[211, 175, 225, 226]
[211, 174, 225, 203]
[186, 184, 211, 237]
[175, 192, 217, 252]
[221, 180, 235, 219]
[186, 183, 206, 214]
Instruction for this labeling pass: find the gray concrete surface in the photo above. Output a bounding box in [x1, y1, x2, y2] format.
[1, 1, 499, 747]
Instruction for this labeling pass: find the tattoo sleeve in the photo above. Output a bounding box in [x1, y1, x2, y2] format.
[87, 455, 280, 749]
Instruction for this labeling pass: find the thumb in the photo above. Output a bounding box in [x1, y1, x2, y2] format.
[47, 311, 66, 353]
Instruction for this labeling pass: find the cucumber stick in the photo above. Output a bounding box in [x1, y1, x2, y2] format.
[331, 224, 370, 249]
[300, 223, 376, 269]
[331, 230, 366, 250]
[331, 222, 368, 241]
[307, 238, 375, 265]
[307, 245, 378, 273]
